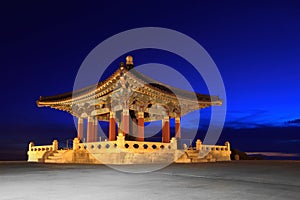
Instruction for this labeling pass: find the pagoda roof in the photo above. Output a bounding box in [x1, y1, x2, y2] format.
[37, 57, 222, 121]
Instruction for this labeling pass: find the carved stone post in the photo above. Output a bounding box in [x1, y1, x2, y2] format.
[225, 141, 230, 151]
[196, 139, 202, 150]
[52, 140, 58, 151]
[29, 142, 34, 151]
[117, 133, 125, 149]
[170, 137, 177, 150]
[73, 138, 80, 150]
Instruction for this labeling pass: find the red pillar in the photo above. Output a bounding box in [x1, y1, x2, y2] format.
[122, 109, 129, 136]
[175, 117, 181, 139]
[93, 116, 98, 142]
[87, 116, 93, 142]
[77, 117, 84, 141]
[137, 112, 144, 141]
[162, 116, 170, 143]
[109, 112, 116, 141]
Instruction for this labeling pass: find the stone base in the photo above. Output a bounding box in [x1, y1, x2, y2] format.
[27, 138, 231, 164]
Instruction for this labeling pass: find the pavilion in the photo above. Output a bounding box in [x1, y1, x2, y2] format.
[28, 56, 231, 164]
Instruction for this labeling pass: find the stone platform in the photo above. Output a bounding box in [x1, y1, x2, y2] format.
[27, 136, 231, 164]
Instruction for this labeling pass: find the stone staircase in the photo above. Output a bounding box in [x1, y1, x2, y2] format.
[45, 150, 68, 163]
[187, 149, 216, 162]
[175, 149, 216, 163]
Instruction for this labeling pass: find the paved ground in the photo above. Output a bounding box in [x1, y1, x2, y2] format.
[0, 160, 299, 200]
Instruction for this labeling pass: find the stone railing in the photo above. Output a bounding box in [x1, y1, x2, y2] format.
[195, 140, 231, 161]
[194, 139, 230, 152]
[200, 145, 230, 152]
[27, 140, 58, 162]
[73, 134, 178, 153]
[28, 137, 231, 163]
[28, 140, 58, 152]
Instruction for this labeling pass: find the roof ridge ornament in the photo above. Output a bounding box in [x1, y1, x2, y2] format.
[119, 62, 125, 70]
[125, 55, 134, 70]
[126, 55, 133, 65]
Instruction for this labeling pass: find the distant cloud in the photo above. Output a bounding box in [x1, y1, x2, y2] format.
[225, 109, 272, 129]
[286, 119, 300, 124]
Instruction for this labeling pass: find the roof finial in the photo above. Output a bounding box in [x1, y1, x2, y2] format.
[126, 55, 133, 65]
[119, 62, 125, 70]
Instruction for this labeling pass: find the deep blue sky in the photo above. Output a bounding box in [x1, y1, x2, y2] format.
[0, 0, 299, 160]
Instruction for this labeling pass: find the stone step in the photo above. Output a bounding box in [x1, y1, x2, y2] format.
[45, 159, 64, 163]
[53, 151, 66, 156]
[187, 153, 199, 157]
[46, 150, 68, 162]
[47, 156, 62, 160]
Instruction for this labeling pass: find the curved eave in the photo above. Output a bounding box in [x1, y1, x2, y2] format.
[127, 69, 220, 103]
[37, 67, 223, 108]
[37, 68, 122, 105]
